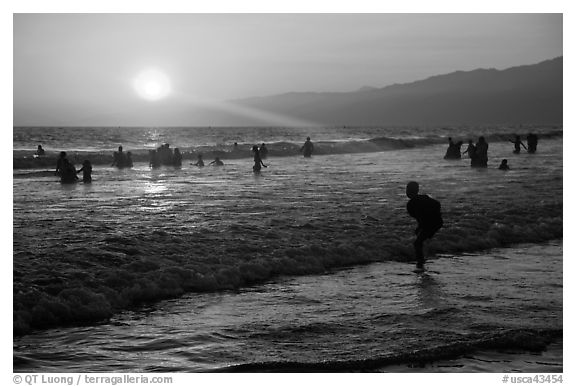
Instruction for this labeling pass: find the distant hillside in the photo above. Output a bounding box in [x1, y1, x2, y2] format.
[225, 57, 562, 126]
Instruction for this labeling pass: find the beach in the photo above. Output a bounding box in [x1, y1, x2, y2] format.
[14, 241, 561, 372]
[13, 126, 562, 371]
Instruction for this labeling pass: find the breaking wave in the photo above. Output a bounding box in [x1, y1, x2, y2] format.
[13, 129, 562, 170]
[13, 217, 562, 336]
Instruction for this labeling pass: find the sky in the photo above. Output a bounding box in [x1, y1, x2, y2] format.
[13, 13, 563, 126]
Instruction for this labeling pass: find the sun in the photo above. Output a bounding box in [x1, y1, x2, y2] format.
[133, 68, 172, 101]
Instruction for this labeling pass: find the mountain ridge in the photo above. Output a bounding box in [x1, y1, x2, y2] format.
[224, 57, 562, 126]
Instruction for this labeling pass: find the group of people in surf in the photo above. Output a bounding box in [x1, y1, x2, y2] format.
[49, 136, 315, 183]
[444, 133, 538, 170]
[444, 136, 489, 167]
[148, 143, 182, 168]
[54, 151, 92, 184]
[111, 146, 134, 169]
[190, 137, 312, 174]
[509, 133, 539, 154]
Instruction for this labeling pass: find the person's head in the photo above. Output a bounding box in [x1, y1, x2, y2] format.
[478, 136, 485, 143]
[448, 137, 453, 142]
[406, 181, 419, 199]
[501, 159, 508, 165]
[126, 151, 132, 157]
[83, 160, 91, 166]
[174, 148, 180, 154]
[59, 151, 66, 158]
[38, 145, 43, 149]
[468, 139, 473, 145]
[307, 137, 311, 141]
[261, 143, 266, 147]
[118, 146, 123, 152]
[198, 154, 203, 159]
[252, 145, 259, 152]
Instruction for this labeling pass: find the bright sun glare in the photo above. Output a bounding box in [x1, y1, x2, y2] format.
[133, 68, 172, 101]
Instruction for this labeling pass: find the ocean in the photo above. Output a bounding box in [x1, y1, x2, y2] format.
[12, 125, 563, 372]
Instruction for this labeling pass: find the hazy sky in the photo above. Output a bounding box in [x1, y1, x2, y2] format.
[13, 13, 563, 126]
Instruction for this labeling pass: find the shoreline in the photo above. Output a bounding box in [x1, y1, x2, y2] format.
[14, 239, 562, 372]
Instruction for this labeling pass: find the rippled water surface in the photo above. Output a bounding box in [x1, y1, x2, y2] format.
[13, 134, 562, 371]
[14, 241, 562, 372]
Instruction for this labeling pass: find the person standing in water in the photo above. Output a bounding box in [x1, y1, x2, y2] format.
[498, 159, 510, 170]
[172, 148, 182, 167]
[444, 137, 461, 159]
[474, 136, 489, 167]
[259, 143, 268, 159]
[193, 154, 205, 167]
[77, 160, 93, 183]
[125, 152, 133, 168]
[55, 151, 67, 176]
[60, 159, 78, 184]
[509, 135, 527, 154]
[301, 137, 314, 157]
[209, 157, 224, 166]
[462, 140, 476, 159]
[405, 181, 443, 271]
[149, 150, 160, 168]
[35, 145, 45, 157]
[527, 133, 538, 153]
[252, 145, 267, 173]
[111, 146, 126, 168]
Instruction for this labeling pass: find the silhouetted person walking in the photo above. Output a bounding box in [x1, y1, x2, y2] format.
[301, 137, 314, 157]
[406, 181, 443, 271]
[527, 133, 538, 153]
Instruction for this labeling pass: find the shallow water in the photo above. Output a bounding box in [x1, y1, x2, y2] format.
[13, 138, 562, 336]
[13, 241, 562, 372]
